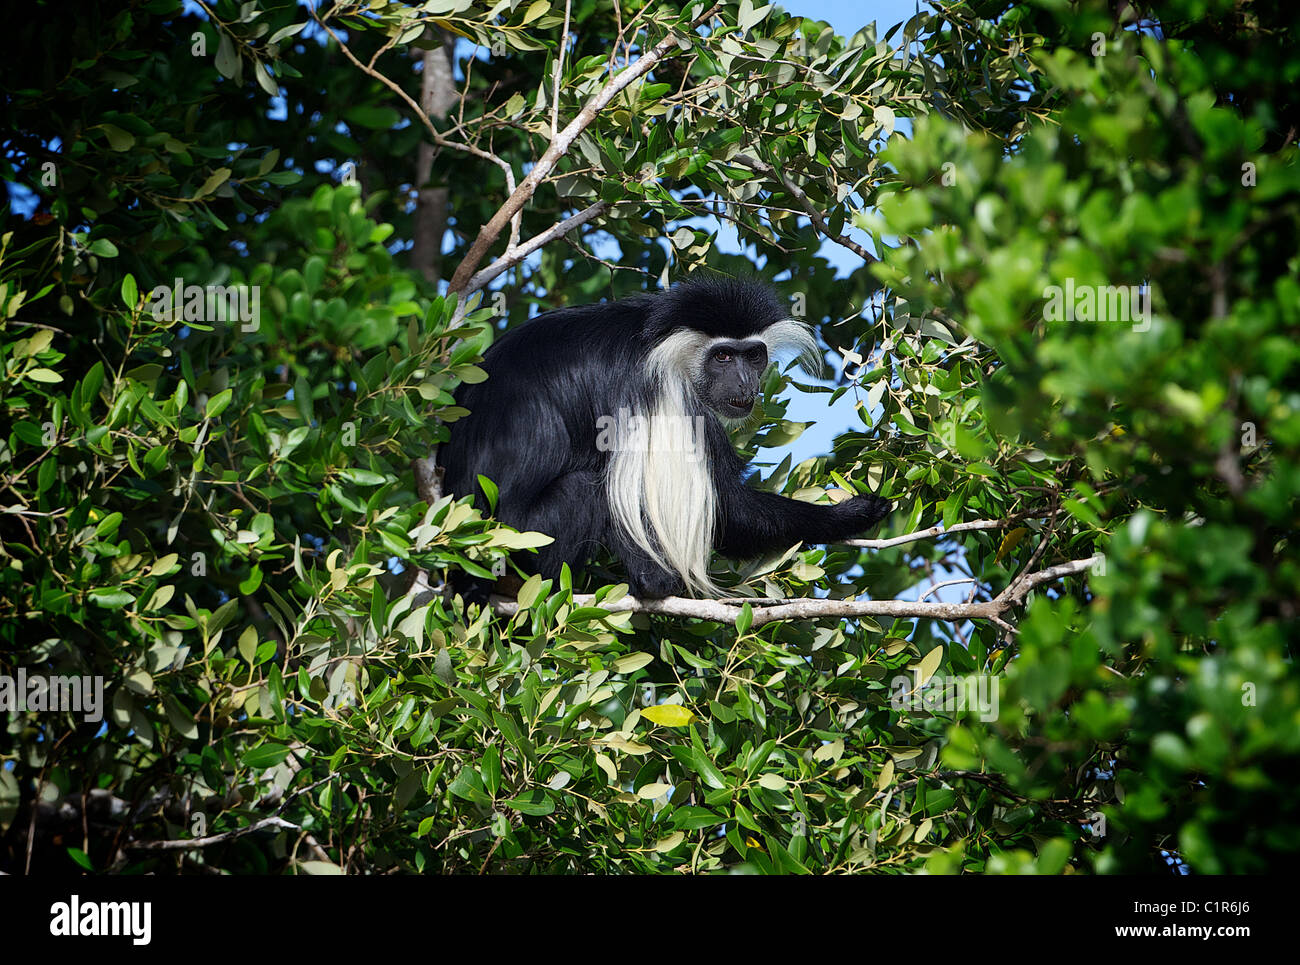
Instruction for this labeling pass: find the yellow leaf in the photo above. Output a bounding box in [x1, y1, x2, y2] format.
[599, 736, 653, 755]
[745, 836, 765, 851]
[638, 782, 673, 799]
[516, 573, 544, 609]
[17, 329, 52, 357]
[995, 526, 1028, 563]
[640, 704, 696, 728]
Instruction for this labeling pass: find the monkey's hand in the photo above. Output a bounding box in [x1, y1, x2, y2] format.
[836, 493, 893, 532]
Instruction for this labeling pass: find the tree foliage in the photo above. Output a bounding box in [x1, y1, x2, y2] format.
[0, 0, 1295, 874]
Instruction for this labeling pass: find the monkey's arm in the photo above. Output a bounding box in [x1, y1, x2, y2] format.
[715, 486, 891, 559]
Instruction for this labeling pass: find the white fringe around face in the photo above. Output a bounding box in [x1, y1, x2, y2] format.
[605, 319, 821, 596]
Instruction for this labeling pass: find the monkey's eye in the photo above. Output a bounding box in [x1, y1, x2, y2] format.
[712, 350, 733, 363]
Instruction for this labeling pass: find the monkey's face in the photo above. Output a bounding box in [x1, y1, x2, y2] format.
[699, 339, 768, 418]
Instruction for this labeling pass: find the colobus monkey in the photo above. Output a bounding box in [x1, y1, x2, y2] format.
[438, 276, 891, 598]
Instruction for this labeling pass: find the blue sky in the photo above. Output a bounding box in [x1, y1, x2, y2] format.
[736, 1, 925, 472]
[792, 0, 925, 38]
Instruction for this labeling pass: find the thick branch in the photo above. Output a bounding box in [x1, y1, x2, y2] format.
[412, 37, 458, 283]
[446, 4, 724, 294]
[994, 556, 1096, 606]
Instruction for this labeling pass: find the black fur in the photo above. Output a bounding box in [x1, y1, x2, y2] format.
[437, 276, 891, 598]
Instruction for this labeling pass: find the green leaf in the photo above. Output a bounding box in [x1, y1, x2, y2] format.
[100, 124, 135, 151]
[121, 274, 139, 310]
[339, 468, 387, 486]
[88, 588, 134, 609]
[476, 474, 499, 512]
[736, 602, 754, 634]
[194, 167, 231, 200]
[205, 388, 233, 419]
[67, 848, 94, 871]
[448, 766, 491, 806]
[344, 105, 401, 129]
[520, 0, 550, 25]
[679, 744, 727, 790]
[916, 646, 944, 687]
[242, 744, 293, 769]
[503, 789, 555, 815]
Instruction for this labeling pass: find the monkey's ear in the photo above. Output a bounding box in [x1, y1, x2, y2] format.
[762, 318, 823, 376]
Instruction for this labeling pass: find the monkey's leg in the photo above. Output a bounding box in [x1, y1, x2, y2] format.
[513, 469, 609, 580]
[606, 533, 686, 599]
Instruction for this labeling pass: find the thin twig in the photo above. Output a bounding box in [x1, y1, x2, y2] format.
[127, 816, 301, 852]
[733, 153, 877, 263]
[462, 201, 611, 298]
[312, 8, 521, 255]
[550, 0, 573, 142]
[843, 514, 1041, 550]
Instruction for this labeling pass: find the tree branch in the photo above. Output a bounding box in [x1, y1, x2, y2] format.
[733, 153, 877, 263]
[462, 200, 611, 297]
[312, 8, 522, 261]
[411, 36, 458, 283]
[446, 4, 724, 295]
[843, 515, 1041, 550]
[127, 816, 300, 852]
[489, 556, 1095, 628]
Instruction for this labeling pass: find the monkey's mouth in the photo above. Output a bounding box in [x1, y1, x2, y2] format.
[724, 395, 756, 413]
